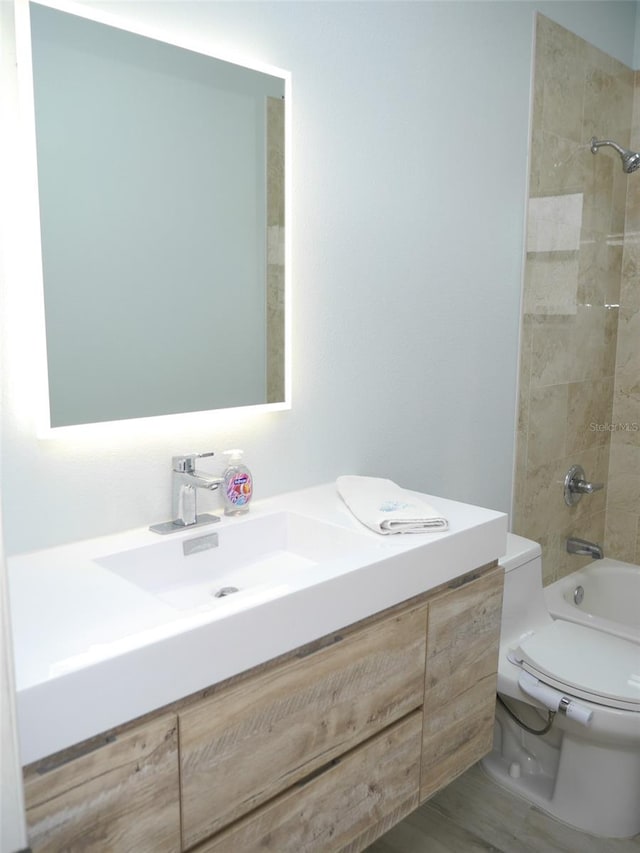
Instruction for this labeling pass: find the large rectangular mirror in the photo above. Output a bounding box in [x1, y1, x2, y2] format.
[24, 0, 289, 429]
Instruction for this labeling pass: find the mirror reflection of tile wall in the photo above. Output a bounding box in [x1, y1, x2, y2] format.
[513, 14, 639, 582]
[266, 96, 286, 403]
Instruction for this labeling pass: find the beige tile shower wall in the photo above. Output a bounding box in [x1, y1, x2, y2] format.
[605, 70, 640, 564]
[513, 15, 633, 583]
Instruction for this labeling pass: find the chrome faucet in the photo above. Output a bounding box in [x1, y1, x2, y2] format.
[150, 452, 222, 534]
[172, 453, 223, 526]
[566, 537, 604, 560]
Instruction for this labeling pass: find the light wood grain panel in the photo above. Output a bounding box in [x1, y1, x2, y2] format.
[179, 603, 428, 848]
[368, 762, 640, 853]
[24, 714, 180, 853]
[420, 567, 503, 802]
[194, 711, 422, 853]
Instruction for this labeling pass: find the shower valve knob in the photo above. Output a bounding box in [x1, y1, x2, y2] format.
[563, 464, 604, 506]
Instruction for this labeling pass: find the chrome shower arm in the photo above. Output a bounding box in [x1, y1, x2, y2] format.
[590, 137, 625, 156]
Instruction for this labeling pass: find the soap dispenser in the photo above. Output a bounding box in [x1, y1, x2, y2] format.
[222, 449, 253, 516]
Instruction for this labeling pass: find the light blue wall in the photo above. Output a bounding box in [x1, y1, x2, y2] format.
[1, 1, 636, 553]
[537, 1, 637, 66]
[634, 1, 640, 68]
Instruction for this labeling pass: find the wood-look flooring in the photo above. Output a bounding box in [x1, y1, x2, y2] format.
[366, 763, 640, 853]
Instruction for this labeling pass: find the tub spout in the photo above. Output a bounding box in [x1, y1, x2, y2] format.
[566, 537, 604, 560]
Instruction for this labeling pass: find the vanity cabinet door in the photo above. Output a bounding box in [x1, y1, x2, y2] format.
[179, 602, 428, 849]
[23, 713, 180, 853]
[192, 710, 422, 853]
[420, 565, 503, 801]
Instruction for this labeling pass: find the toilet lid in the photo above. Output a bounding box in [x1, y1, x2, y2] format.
[517, 621, 640, 712]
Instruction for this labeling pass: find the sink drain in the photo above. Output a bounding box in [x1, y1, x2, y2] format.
[213, 586, 239, 598]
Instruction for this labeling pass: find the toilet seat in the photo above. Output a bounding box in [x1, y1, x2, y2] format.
[516, 620, 640, 713]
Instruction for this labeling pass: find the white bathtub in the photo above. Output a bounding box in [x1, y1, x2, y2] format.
[544, 558, 640, 644]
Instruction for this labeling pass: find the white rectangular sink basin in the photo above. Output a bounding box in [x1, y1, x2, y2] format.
[9, 482, 508, 764]
[96, 511, 375, 610]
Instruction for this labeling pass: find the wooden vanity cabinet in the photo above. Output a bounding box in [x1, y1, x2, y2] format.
[22, 563, 502, 853]
[179, 601, 429, 850]
[193, 711, 423, 853]
[22, 713, 181, 853]
[420, 565, 503, 801]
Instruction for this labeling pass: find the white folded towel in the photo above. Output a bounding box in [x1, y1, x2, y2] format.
[336, 475, 448, 535]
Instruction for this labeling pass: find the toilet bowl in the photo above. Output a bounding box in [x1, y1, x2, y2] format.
[481, 534, 640, 839]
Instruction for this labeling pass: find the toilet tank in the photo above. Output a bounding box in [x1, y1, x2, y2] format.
[499, 533, 552, 643]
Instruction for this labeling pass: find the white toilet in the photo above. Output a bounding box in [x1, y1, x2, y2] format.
[481, 533, 640, 839]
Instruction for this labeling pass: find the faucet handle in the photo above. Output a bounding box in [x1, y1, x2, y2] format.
[172, 452, 215, 473]
[572, 479, 603, 495]
[563, 464, 604, 506]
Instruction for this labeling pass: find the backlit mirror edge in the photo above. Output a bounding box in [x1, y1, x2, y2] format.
[14, 0, 292, 441]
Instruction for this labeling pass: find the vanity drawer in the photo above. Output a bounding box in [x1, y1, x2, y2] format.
[179, 602, 428, 848]
[420, 566, 503, 800]
[193, 710, 422, 853]
[23, 713, 180, 853]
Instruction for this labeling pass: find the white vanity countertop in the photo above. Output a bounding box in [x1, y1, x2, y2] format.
[8, 483, 507, 765]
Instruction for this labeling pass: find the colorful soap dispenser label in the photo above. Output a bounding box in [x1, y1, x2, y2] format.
[226, 471, 252, 506]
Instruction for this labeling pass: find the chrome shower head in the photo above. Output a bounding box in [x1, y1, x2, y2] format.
[590, 136, 640, 174]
